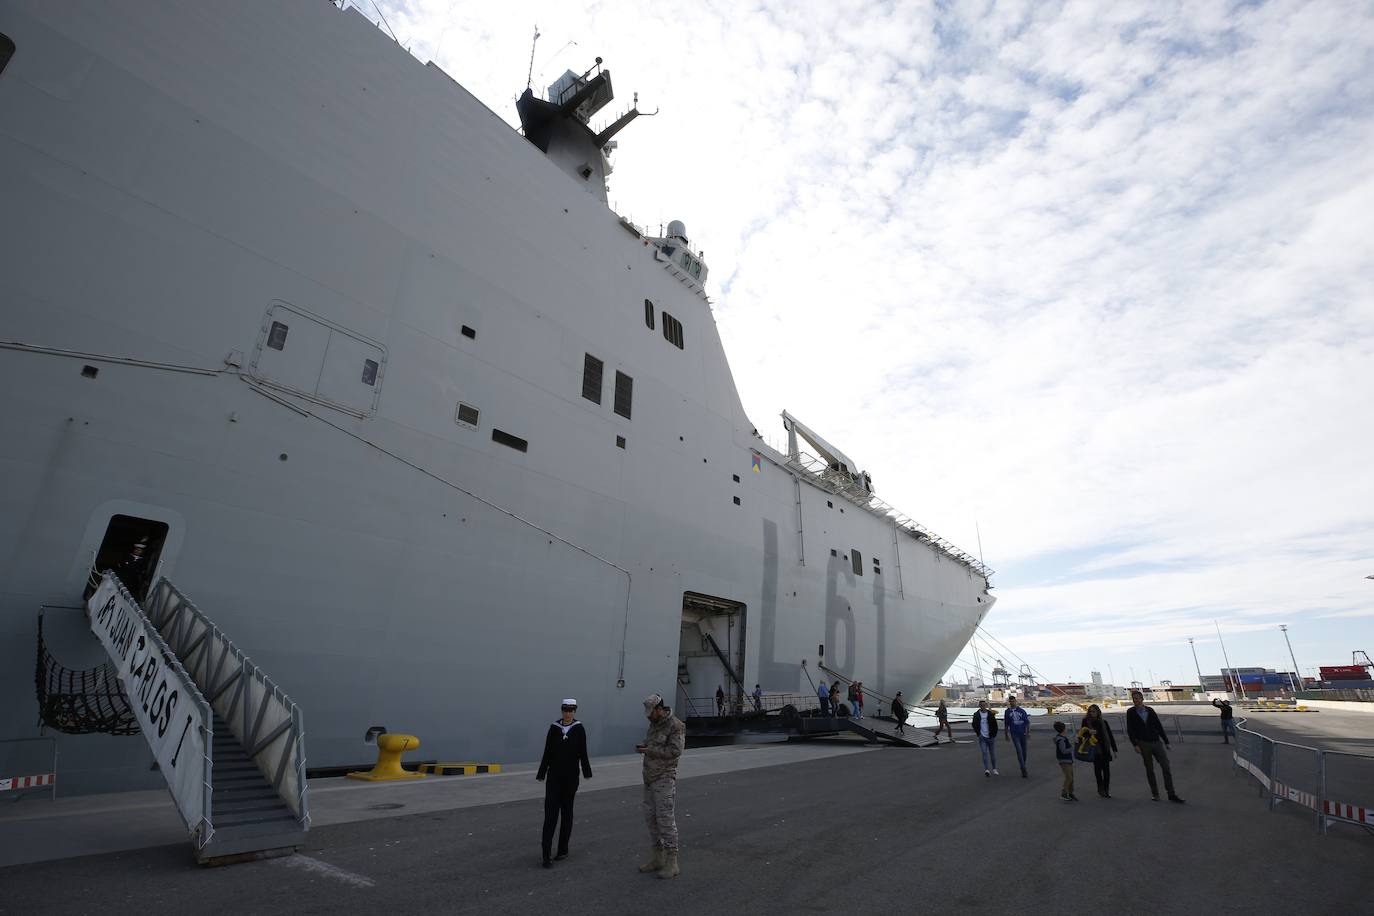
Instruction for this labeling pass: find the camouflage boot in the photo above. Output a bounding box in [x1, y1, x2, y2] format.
[638, 845, 664, 873]
[657, 850, 679, 879]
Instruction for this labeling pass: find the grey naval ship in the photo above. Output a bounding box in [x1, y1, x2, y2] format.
[0, 0, 994, 798]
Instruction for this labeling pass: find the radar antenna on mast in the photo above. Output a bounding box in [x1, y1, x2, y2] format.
[526, 25, 541, 89]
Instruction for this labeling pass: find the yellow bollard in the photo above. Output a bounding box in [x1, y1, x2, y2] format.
[347, 733, 427, 781]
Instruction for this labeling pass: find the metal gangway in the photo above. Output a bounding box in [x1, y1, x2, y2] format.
[76, 573, 309, 862]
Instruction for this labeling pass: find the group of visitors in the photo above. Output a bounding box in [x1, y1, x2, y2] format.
[971, 691, 1186, 804]
[815, 679, 865, 717]
[532, 686, 1199, 874]
[535, 694, 685, 877]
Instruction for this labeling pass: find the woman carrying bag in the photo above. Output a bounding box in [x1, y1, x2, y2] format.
[1077, 704, 1118, 798]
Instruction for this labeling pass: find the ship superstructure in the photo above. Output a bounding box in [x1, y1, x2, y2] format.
[0, 0, 993, 795]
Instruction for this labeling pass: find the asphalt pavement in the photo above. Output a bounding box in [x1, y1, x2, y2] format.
[1, 716, 1368, 916]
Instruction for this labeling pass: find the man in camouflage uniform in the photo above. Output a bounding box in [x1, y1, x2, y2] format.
[635, 693, 685, 879]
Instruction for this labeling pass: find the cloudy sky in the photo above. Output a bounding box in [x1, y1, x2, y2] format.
[362, 0, 1374, 687]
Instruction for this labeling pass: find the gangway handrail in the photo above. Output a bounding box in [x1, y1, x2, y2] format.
[143, 578, 309, 828]
[86, 574, 214, 847]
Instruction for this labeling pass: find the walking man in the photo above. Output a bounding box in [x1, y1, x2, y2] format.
[1126, 690, 1185, 803]
[636, 693, 685, 878]
[817, 680, 830, 716]
[1003, 694, 1031, 778]
[892, 691, 908, 734]
[536, 698, 592, 867]
[1212, 697, 1236, 743]
[715, 685, 725, 717]
[971, 699, 999, 776]
[935, 699, 954, 742]
[752, 683, 763, 712]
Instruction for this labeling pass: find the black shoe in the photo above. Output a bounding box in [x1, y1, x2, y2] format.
[1168, 795, 1186, 804]
[1104, 792, 1111, 798]
[1061, 792, 1068, 799]
[554, 851, 568, 861]
[542, 858, 552, 868]
[1021, 770, 1028, 778]
[1151, 795, 1160, 801]
[1069, 794, 1079, 801]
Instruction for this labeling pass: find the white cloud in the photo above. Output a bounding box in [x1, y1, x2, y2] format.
[364, 0, 1374, 680]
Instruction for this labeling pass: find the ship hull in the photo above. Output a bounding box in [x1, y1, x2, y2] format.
[0, 0, 991, 794]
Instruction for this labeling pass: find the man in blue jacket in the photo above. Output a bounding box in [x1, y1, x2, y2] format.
[1003, 695, 1032, 778]
[1126, 691, 1185, 803]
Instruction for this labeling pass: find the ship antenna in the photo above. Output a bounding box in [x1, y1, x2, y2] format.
[526, 25, 541, 89]
[369, 0, 399, 43]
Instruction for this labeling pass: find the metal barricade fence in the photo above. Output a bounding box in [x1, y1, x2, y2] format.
[1232, 718, 1374, 837]
[0, 736, 58, 802]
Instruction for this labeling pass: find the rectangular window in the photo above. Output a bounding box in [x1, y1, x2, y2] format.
[266, 321, 289, 351]
[582, 353, 603, 404]
[492, 429, 528, 452]
[361, 359, 379, 386]
[613, 371, 633, 419]
[851, 549, 863, 577]
[455, 403, 480, 427]
[644, 299, 655, 330]
[461, 325, 476, 339]
[616, 435, 626, 449]
[662, 313, 684, 349]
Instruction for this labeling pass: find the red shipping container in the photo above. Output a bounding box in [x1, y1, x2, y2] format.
[1320, 665, 1370, 681]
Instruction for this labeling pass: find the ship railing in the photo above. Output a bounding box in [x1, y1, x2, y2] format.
[683, 693, 817, 716]
[1232, 716, 1374, 838]
[143, 579, 309, 829]
[782, 450, 994, 579]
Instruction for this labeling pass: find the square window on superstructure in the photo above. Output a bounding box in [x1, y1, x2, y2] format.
[662, 313, 684, 349]
[582, 353, 604, 404]
[614, 371, 633, 419]
[361, 359, 379, 386]
[851, 549, 863, 577]
[455, 403, 480, 428]
[267, 321, 289, 351]
[492, 429, 528, 452]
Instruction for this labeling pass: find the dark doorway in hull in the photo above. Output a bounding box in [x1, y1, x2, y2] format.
[676, 592, 746, 718]
[82, 514, 169, 604]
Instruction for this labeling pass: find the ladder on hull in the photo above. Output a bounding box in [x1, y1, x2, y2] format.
[84, 573, 308, 863]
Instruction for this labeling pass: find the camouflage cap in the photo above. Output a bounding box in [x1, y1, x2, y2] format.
[643, 693, 665, 714]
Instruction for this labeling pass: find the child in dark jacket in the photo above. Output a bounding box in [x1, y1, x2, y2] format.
[1053, 721, 1077, 801]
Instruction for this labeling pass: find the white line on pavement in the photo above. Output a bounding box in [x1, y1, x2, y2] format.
[272, 854, 375, 888]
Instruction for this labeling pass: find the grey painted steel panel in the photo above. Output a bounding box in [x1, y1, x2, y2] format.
[0, 0, 993, 794]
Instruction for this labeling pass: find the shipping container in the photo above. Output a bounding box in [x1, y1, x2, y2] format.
[1320, 665, 1370, 681]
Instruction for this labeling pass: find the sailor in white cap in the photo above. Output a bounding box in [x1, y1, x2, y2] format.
[635, 693, 685, 878]
[536, 697, 592, 867]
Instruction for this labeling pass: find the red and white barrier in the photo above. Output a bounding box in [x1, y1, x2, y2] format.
[1233, 753, 1271, 789]
[1323, 800, 1374, 826]
[1271, 779, 1318, 810]
[0, 773, 56, 792]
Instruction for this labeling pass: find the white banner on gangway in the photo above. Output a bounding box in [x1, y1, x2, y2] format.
[87, 575, 209, 838]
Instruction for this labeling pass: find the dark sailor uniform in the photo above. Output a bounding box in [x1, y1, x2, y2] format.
[536, 719, 592, 861]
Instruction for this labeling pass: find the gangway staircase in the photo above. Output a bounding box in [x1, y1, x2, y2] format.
[814, 662, 939, 747]
[84, 572, 308, 863]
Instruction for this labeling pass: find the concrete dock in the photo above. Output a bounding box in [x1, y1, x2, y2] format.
[0, 705, 1368, 915]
